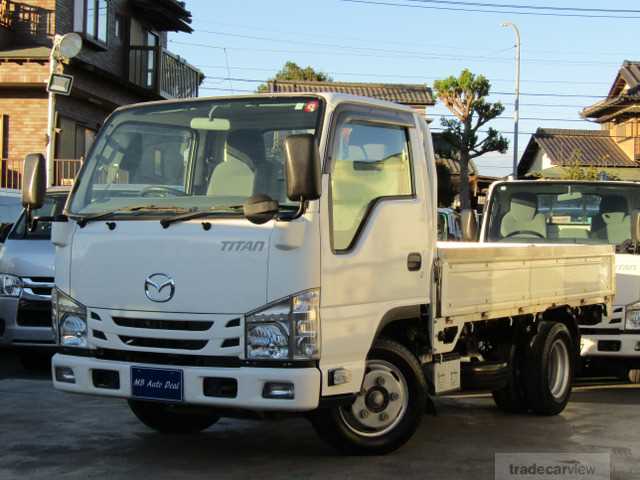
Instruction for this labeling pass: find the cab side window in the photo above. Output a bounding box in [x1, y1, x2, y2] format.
[331, 121, 413, 250]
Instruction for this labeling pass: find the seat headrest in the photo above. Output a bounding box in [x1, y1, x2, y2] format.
[226, 130, 265, 169]
[601, 195, 628, 214]
[508, 192, 538, 222]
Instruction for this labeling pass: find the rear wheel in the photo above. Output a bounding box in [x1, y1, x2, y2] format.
[310, 338, 427, 455]
[524, 321, 574, 415]
[491, 344, 529, 413]
[128, 400, 220, 434]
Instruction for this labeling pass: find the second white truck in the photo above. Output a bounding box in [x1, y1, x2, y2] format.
[19, 93, 615, 454]
[481, 179, 640, 381]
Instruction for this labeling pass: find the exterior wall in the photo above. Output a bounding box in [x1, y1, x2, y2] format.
[0, 88, 48, 160]
[0, 58, 48, 85]
[609, 118, 637, 161]
[525, 149, 551, 176]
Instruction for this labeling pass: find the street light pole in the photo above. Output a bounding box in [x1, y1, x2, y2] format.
[501, 21, 521, 178]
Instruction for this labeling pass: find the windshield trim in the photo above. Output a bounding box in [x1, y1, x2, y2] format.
[65, 96, 326, 219]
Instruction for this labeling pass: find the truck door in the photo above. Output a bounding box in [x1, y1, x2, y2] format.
[319, 106, 432, 395]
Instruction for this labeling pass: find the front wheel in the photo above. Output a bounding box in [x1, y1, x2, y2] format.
[128, 400, 220, 434]
[524, 321, 574, 415]
[310, 338, 427, 455]
[628, 369, 640, 384]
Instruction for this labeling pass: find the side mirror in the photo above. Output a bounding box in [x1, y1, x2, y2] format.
[284, 134, 321, 202]
[632, 210, 640, 244]
[460, 209, 478, 242]
[0, 223, 13, 243]
[22, 154, 46, 210]
[243, 193, 279, 225]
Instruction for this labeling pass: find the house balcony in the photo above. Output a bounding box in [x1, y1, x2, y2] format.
[129, 46, 203, 100]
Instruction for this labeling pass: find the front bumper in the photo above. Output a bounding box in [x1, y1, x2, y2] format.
[580, 333, 640, 359]
[0, 297, 55, 347]
[52, 353, 322, 411]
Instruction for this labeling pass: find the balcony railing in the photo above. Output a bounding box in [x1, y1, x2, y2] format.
[129, 46, 203, 99]
[1, 158, 82, 189]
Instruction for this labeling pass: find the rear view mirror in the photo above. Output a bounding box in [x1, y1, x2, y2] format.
[632, 210, 640, 244]
[22, 154, 46, 210]
[460, 209, 478, 242]
[284, 134, 321, 202]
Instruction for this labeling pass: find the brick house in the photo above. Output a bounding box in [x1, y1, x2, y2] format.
[0, 0, 204, 187]
[518, 61, 640, 181]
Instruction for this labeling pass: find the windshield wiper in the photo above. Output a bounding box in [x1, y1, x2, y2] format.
[75, 206, 191, 227]
[160, 205, 245, 229]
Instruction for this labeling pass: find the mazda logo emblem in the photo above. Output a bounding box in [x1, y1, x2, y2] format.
[144, 273, 175, 303]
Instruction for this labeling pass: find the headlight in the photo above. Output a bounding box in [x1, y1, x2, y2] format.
[52, 288, 88, 348]
[0, 274, 22, 297]
[626, 302, 640, 331]
[246, 289, 320, 361]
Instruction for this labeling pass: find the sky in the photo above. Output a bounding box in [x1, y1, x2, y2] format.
[168, 0, 640, 177]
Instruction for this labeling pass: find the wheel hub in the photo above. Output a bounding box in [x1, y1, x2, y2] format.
[339, 360, 409, 437]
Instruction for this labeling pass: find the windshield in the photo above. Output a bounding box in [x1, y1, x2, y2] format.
[69, 97, 324, 217]
[486, 182, 640, 247]
[10, 193, 68, 239]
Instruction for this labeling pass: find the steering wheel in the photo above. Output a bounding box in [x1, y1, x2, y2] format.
[504, 230, 545, 239]
[141, 185, 186, 197]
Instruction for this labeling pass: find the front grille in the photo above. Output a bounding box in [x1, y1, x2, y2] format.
[92, 348, 242, 367]
[119, 336, 207, 350]
[113, 317, 213, 331]
[17, 299, 52, 327]
[22, 277, 54, 298]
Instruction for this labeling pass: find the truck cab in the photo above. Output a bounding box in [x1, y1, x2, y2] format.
[481, 180, 640, 379]
[24, 94, 613, 455]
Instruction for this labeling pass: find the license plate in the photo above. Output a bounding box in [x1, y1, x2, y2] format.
[131, 366, 183, 402]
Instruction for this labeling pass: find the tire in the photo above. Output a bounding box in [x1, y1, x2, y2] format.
[309, 338, 427, 455]
[629, 369, 640, 384]
[491, 344, 529, 414]
[524, 321, 574, 415]
[128, 400, 220, 434]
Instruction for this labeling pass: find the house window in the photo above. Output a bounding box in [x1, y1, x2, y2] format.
[74, 0, 109, 46]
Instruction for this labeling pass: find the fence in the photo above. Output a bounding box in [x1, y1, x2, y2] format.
[1, 158, 82, 189]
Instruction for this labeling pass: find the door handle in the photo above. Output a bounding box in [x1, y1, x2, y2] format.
[407, 252, 422, 271]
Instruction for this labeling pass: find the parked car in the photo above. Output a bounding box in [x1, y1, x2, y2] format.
[0, 189, 23, 239]
[0, 187, 69, 361]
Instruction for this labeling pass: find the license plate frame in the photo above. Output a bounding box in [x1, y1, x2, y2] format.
[130, 366, 184, 402]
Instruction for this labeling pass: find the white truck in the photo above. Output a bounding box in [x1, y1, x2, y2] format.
[20, 94, 614, 454]
[481, 179, 640, 382]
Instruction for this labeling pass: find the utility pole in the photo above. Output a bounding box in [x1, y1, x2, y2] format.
[501, 22, 521, 178]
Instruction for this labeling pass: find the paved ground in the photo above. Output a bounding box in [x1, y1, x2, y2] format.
[1, 349, 639, 480]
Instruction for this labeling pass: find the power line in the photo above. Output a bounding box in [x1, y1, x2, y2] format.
[200, 75, 607, 99]
[171, 40, 619, 67]
[403, 0, 640, 14]
[191, 20, 638, 59]
[197, 68, 610, 86]
[342, 0, 640, 19]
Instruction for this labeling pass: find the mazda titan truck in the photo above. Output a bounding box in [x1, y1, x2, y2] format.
[19, 93, 614, 454]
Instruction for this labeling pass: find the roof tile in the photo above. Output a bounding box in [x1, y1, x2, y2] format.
[267, 80, 435, 106]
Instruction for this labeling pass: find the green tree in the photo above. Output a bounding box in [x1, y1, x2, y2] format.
[559, 149, 619, 181]
[434, 69, 508, 210]
[257, 61, 332, 92]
